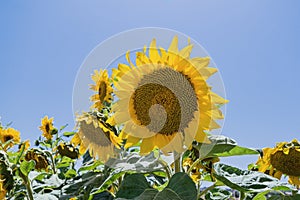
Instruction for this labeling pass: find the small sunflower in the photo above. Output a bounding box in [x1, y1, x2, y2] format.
[25, 149, 49, 171]
[256, 139, 300, 188]
[90, 69, 113, 110]
[56, 142, 79, 159]
[112, 36, 227, 154]
[39, 116, 55, 140]
[0, 127, 21, 149]
[75, 112, 121, 161]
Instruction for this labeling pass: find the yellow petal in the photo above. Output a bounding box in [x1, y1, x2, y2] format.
[149, 39, 160, 63]
[124, 135, 141, 148]
[140, 137, 155, 155]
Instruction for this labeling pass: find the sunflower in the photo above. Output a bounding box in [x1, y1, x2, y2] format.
[39, 116, 55, 140]
[0, 128, 21, 149]
[90, 69, 113, 110]
[25, 149, 49, 171]
[56, 142, 79, 159]
[111, 36, 227, 154]
[256, 139, 300, 188]
[75, 112, 121, 161]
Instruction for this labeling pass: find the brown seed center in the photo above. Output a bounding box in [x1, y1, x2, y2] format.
[45, 123, 50, 133]
[4, 135, 13, 142]
[270, 148, 300, 176]
[98, 81, 107, 102]
[131, 67, 198, 136]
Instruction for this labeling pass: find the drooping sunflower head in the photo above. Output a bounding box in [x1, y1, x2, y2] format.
[75, 112, 121, 161]
[56, 142, 79, 159]
[25, 149, 49, 171]
[90, 69, 113, 111]
[111, 36, 227, 155]
[256, 139, 300, 187]
[0, 127, 21, 149]
[39, 116, 56, 140]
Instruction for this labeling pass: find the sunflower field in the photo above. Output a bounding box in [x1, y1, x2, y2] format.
[0, 36, 299, 200]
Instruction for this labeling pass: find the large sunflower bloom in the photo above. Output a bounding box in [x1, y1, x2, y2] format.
[74, 112, 121, 161]
[39, 116, 55, 140]
[90, 69, 113, 110]
[111, 36, 227, 154]
[256, 139, 300, 188]
[0, 127, 21, 149]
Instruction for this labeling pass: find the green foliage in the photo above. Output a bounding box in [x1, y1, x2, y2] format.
[194, 135, 259, 159]
[20, 160, 35, 176]
[116, 172, 197, 200]
[204, 188, 232, 200]
[0, 118, 298, 199]
[213, 163, 297, 197]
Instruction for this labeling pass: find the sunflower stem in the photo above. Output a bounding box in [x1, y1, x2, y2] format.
[45, 151, 57, 174]
[158, 159, 172, 180]
[20, 171, 34, 200]
[174, 151, 181, 173]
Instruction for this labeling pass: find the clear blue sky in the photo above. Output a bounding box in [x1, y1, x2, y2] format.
[1, 1, 299, 168]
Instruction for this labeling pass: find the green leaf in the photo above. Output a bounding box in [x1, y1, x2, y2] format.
[78, 160, 103, 172]
[194, 135, 259, 159]
[115, 189, 159, 200]
[116, 172, 197, 200]
[153, 188, 182, 200]
[116, 174, 153, 199]
[63, 131, 76, 137]
[56, 156, 73, 168]
[166, 172, 197, 200]
[30, 171, 49, 182]
[20, 160, 35, 176]
[91, 169, 126, 196]
[253, 190, 269, 200]
[65, 169, 77, 179]
[63, 172, 104, 195]
[205, 188, 232, 200]
[214, 146, 259, 157]
[60, 124, 68, 131]
[106, 152, 164, 173]
[213, 163, 295, 194]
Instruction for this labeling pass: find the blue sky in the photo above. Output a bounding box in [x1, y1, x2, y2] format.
[1, 1, 299, 168]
